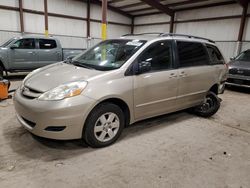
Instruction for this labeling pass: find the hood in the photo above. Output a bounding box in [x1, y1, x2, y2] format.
[24, 62, 102, 92]
[228, 60, 250, 70]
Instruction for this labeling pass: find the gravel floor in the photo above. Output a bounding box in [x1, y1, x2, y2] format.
[0, 76, 249, 188]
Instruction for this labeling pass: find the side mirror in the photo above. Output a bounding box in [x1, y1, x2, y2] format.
[10, 44, 19, 49]
[230, 57, 235, 61]
[135, 60, 151, 75]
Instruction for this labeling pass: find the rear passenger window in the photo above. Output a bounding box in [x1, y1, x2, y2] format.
[206, 45, 224, 64]
[139, 41, 172, 71]
[39, 39, 57, 49]
[177, 41, 209, 67]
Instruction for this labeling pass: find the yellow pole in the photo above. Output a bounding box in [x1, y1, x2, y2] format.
[101, 0, 107, 60]
[101, 0, 107, 40]
[101, 23, 107, 40]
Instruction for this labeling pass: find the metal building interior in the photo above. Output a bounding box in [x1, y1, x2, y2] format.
[0, 0, 249, 187]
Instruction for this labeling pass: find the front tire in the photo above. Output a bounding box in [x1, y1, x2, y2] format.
[83, 103, 125, 148]
[193, 91, 220, 118]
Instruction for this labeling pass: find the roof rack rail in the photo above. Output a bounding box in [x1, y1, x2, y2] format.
[160, 33, 215, 43]
[122, 32, 163, 37]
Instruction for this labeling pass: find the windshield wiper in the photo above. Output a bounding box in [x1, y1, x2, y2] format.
[71, 61, 95, 69]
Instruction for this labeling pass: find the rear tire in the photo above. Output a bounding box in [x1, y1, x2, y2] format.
[193, 91, 220, 118]
[83, 103, 125, 148]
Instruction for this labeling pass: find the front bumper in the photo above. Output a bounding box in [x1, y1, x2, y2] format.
[13, 87, 96, 140]
[226, 74, 250, 88]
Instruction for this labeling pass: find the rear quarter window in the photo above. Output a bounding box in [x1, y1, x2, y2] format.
[206, 44, 225, 65]
[39, 39, 57, 49]
[177, 41, 209, 68]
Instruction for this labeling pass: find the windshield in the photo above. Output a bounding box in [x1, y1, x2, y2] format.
[235, 50, 250, 62]
[72, 39, 146, 70]
[0, 38, 15, 47]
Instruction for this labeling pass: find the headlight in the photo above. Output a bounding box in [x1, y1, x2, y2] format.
[38, 81, 88, 101]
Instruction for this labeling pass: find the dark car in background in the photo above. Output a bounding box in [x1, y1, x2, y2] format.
[226, 50, 250, 88]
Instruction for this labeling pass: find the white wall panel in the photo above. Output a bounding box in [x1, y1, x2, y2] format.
[216, 42, 237, 62]
[0, 31, 21, 45]
[0, 0, 18, 7]
[107, 25, 130, 39]
[23, 0, 44, 11]
[48, 0, 87, 18]
[90, 22, 101, 38]
[134, 13, 170, 25]
[241, 42, 250, 51]
[23, 13, 44, 33]
[134, 24, 170, 34]
[175, 19, 240, 41]
[90, 22, 130, 39]
[0, 9, 20, 31]
[90, 4, 131, 24]
[48, 17, 86, 37]
[176, 4, 242, 21]
[54, 35, 87, 49]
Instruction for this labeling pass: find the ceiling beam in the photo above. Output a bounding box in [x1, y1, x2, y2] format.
[108, 0, 126, 4]
[140, 0, 174, 16]
[85, 0, 132, 18]
[168, 0, 209, 7]
[118, 0, 208, 13]
[116, 0, 166, 9]
[134, 0, 237, 17]
[236, 0, 249, 7]
[174, 0, 237, 11]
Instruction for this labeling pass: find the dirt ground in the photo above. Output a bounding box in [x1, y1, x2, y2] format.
[0, 75, 250, 188]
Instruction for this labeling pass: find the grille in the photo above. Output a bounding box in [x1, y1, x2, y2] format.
[229, 68, 250, 76]
[21, 86, 42, 99]
[22, 116, 36, 128]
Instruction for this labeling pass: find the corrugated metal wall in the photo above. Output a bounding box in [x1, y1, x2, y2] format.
[0, 0, 131, 49]
[134, 4, 250, 61]
[0, 1, 249, 60]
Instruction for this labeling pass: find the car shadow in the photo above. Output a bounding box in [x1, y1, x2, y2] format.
[3, 110, 194, 161]
[4, 74, 27, 81]
[225, 85, 250, 94]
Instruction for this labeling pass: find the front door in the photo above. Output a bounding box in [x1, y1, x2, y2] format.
[133, 40, 179, 121]
[10, 38, 38, 70]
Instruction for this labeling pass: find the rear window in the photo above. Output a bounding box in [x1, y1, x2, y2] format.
[177, 41, 209, 67]
[39, 39, 57, 49]
[206, 45, 224, 64]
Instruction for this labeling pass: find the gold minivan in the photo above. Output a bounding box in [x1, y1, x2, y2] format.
[14, 33, 228, 147]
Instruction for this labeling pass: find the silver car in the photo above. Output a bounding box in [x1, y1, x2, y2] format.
[14, 33, 228, 148]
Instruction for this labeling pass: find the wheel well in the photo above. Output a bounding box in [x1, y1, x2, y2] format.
[209, 84, 218, 95]
[99, 98, 131, 127]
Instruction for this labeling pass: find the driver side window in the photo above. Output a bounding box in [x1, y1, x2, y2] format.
[14, 39, 35, 49]
[139, 40, 173, 71]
